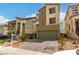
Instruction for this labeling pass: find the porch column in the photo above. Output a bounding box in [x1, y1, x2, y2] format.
[20, 23, 22, 34]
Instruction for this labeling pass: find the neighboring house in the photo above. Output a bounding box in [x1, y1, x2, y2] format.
[0, 25, 4, 37]
[36, 4, 60, 40]
[65, 4, 79, 39]
[16, 17, 37, 39]
[0, 23, 8, 37]
[3, 24, 8, 36]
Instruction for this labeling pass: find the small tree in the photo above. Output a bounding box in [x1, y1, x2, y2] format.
[7, 26, 16, 41]
[18, 32, 26, 41]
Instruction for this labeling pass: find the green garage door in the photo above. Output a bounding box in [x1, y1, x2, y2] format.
[38, 31, 58, 40]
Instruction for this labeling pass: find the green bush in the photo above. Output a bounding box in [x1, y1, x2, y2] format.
[0, 40, 5, 44]
[19, 32, 26, 41]
[58, 35, 65, 48]
[8, 26, 16, 35]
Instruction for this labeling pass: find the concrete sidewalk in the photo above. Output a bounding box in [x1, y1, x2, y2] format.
[0, 46, 49, 55]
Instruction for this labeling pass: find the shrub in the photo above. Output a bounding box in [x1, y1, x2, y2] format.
[58, 35, 65, 49]
[18, 32, 26, 41]
[7, 26, 16, 40]
[7, 30, 12, 36]
[0, 40, 5, 44]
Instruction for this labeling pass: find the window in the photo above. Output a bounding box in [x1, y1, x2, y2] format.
[72, 7, 78, 15]
[72, 9, 78, 15]
[49, 7, 56, 14]
[49, 17, 56, 24]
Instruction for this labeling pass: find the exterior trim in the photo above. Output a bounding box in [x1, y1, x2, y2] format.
[16, 17, 37, 20]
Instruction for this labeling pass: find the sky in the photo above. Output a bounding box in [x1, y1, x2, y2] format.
[0, 3, 76, 24]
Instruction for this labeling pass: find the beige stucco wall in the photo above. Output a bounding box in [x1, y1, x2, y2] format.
[25, 19, 34, 34]
[65, 5, 79, 39]
[34, 20, 39, 33]
[46, 4, 60, 25]
[36, 24, 60, 31]
[38, 7, 46, 26]
[3, 26, 8, 35]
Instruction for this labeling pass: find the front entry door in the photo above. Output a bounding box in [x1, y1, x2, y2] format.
[75, 19, 79, 36]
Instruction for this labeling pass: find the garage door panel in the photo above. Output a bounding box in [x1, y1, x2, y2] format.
[38, 31, 58, 40]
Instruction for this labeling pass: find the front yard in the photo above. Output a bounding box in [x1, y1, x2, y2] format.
[17, 37, 79, 54]
[58, 36, 79, 51]
[0, 36, 79, 54]
[0, 37, 58, 54]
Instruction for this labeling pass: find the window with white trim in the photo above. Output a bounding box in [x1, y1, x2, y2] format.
[49, 17, 56, 24]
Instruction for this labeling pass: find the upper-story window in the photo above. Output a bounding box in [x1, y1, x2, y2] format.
[72, 9, 78, 15]
[49, 17, 56, 24]
[49, 7, 56, 14]
[72, 7, 78, 15]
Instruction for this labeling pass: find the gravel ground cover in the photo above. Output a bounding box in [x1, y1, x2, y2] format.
[18, 41, 58, 54]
